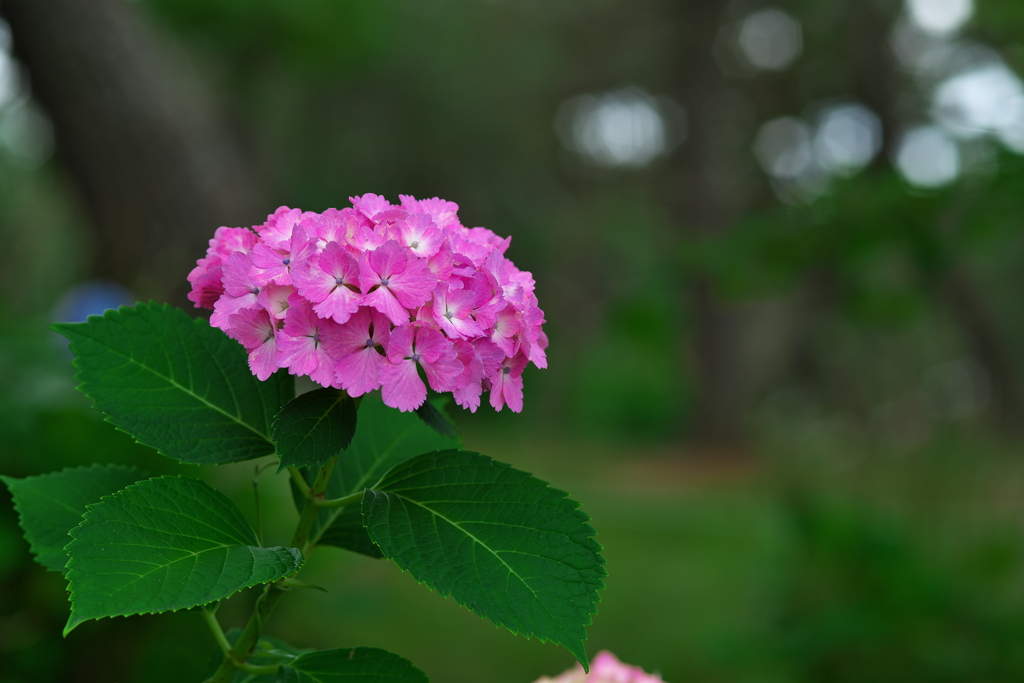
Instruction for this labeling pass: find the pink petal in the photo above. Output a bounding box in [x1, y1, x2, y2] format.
[323, 307, 391, 356]
[250, 243, 292, 286]
[291, 252, 335, 303]
[335, 347, 385, 397]
[304, 207, 370, 246]
[434, 288, 484, 339]
[222, 252, 260, 298]
[398, 213, 442, 258]
[427, 244, 454, 282]
[399, 195, 462, 231]
[422, 350, 463, 393]
[187, 265, 224, 309]
[453, 381, 482, 412]
[380, 359, 427, 411]
[385, 324, 415, 364]
[257, 284, 294, 320]
[210, 291, 258, 329]
[248, 338, 280, 381]
[488, 353, 528, 412]
[224, 308, 275, 352]
[349, 193, 392, 220]
[474, 339, 506, 378]
[490, 308, 521, 356]
[257, 206, 306, 249]
[313, 287, 362, 325]
[362, 285, 412, 326]
[489, 369, 524, 413]
[277, 333, 319, 376]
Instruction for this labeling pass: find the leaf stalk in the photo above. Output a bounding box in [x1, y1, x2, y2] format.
[312, 489, 364, 509]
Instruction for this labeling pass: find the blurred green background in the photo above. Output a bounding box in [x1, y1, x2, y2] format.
[4, 0, 1024, 681]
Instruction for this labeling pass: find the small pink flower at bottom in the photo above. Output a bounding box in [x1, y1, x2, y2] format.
[533, 651, 666, 683]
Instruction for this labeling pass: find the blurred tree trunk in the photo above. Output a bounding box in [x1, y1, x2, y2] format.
[1, 0, 265, 306]
[663, 2, 752, 447]
[942, 268, 1023, 434]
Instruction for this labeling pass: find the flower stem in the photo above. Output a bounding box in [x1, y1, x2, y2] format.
[203, 457, 338, 682]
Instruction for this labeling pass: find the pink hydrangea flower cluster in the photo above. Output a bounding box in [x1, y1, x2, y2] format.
[187, 194, 546, 412]
[533, 651, 666, 683]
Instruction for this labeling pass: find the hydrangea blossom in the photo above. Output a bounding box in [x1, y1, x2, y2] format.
[532, 651, 666, 683]
[188, 194, 546, 412]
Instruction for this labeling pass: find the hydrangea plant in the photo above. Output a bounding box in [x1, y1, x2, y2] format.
[2, 195, 605, 682]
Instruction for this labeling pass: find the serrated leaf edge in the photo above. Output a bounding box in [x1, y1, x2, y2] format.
[273, 388, 357, 471]
[62, 474, 303, 636]
[53, 303, 279, 464]
[1, 464, 147, 574]
[362, 450, 606, 668]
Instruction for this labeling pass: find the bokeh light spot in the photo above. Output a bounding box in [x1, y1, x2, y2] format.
[737, 8, 802, 72]
[906, 0, 973, 36]
[754, 117, 813, 179]
[895, 125, 960, 187]
[933, 62, 1024, 150]
[813, 103, 881, 175]
[558, 87, 681, 169]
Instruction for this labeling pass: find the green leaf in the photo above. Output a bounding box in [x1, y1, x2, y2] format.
[64, 475, 302, 635]
[362, 450, 605, 669]
[314, 505, 383, 559]
[336, 394, 460, 496]
[273, 388, 357, 471]
[287, 480, 382, 559]
[297, 394, 459, 552]
[1, 465, 147, 573]
[284, 647, 429, 683]
[203, 629, 312, 682]
[53, 303, 294, 465]
[415, 397, 460, 441]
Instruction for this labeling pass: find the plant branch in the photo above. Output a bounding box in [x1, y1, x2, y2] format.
[238, 661, 282, 675]
[312, 490, 363, 509]
[200, 605, 232, 658]
[288, 465, 310, 497]
[204, 456, 338, 683]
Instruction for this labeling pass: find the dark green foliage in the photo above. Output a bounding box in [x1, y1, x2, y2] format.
[285, 647, 430, 683]
[415, 398, 461, 441]
[274, 388, 357, 471]
[1, 464, 147, 572]
[314, 505, 383, 559]
[761, 493, 1024, 683]
[64, 476, 302, 634]
[296, 394, 459, 554]
[203, 629, 313, 682]
[363, 450, 605, 668]
[53, 303, 294, 465]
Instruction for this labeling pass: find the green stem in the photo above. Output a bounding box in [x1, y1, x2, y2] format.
[312, 490, 364, 509]
[204, 457, 338, 683]
[238, 661, 283, 675]
[293, 458, 337, 556]
[200, 606, 232, 658]
[288, 465, 310, 497]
